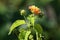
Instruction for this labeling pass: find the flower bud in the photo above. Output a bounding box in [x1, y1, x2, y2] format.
[29, 35, 33, 39]
[20, 10, 26, 16]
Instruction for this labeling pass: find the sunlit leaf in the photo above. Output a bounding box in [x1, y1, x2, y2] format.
[18, 29, 26, 40]
[27, 14, 37, 26]
[8, 20, 25, 35]
[18, 29, 31, 40]
[25, 30, 31, 40]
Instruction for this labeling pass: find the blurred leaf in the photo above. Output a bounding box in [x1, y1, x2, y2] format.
[18, 29, 31, 40]
[25, 30, 31, 40]
[18, 29, 26, 40]
[26, 0, 36, 5]
[27, 14, 34, 26]
[43, 31, 49, 40]
[27, 14, 37, 26]
[9, 0, 23, 7]
[0, 3, 8, 14]
[8, 20, 26, 35]
[9, 0, 24, 9]
[18, 24, 28, 31]
[37, 0, 53, 6]
[34, 24, 43, 34]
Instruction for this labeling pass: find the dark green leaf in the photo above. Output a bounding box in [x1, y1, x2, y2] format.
[34, 24, 43, 34]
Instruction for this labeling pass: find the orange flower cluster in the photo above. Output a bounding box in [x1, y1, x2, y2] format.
[29, 5, 41, 15]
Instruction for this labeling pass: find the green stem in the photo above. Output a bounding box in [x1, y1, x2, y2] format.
[36, 32, 38, 40]
[40, 34, 42, 40]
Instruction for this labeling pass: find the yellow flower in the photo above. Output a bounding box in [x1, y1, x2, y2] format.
[29, 5, 41, 15]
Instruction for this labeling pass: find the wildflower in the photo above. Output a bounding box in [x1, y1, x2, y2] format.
[29, 5, 41, 15]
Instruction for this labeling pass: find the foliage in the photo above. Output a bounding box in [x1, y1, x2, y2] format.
[8, 5, 44, 40]
[8, 20, 25, 35]
[0, 0, 59, 40]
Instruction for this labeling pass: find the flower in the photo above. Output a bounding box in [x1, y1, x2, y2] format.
[29, 5, 41, 15]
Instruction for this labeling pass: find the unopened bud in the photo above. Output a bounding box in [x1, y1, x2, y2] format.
[20, 10, 26, 16]
[29, 35, 33, 39]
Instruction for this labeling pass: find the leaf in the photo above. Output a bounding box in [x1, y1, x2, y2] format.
[30, 16, 35, 26]
[27, 14, 37, 26]
[34, 24, 43, 34]
[18, 29, 26, 40]
[8, 20, 25, 35]
[25, 30, 31, 40]
[18, 29, 31, 40]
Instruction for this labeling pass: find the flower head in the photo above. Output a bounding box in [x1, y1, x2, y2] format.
[29, 5, 41, 15]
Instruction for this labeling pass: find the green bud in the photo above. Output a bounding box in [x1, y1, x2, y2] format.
[20, 10, 26, 16]
[29, 35, 33, 39]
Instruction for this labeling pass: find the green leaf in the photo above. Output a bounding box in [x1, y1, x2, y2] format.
[18, 29, 26, 40]
[34, 24, 43, 34]
[25, 30, 31, 40]
[18, 29, 31, 40]
[8, 20, 25, 35]
[31, 16, 35, 26]
[27, 14, 37, 26]
[36, 32, 42, 40]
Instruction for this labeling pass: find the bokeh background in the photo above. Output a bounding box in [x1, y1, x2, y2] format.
[0, 0, 60, 40]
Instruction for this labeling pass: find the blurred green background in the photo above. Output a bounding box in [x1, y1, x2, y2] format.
[0, 0, 60, 40]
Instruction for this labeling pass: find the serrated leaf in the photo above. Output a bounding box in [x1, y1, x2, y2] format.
[34, 24, 43, 34]
[8, 20, 25, 35]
